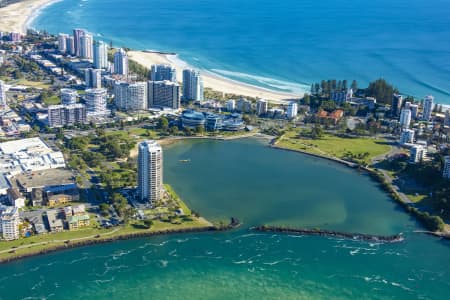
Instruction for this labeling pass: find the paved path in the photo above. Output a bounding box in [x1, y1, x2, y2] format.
[0, 228, 121, 254]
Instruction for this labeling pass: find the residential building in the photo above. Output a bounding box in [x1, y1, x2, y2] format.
[7, 188, 25, 208]
[236, 98, 252, 113]
[400, 129, 415, 145]
[409, 145, 427, 164]
[73, 28, 85, 57]
[391, 94, 403, 117]
[48, 104, 86, 127]
[46, 209, 64, 232]
[423, 95, 434, 121]
[0, 79, 6, 107]
[80, 33, 94, 60]
[58, 33, 69, 53]
[148, 81, 180, 109]
[409, 104, 419, 120]
[443, 156, 450, 179]
[93, 40, 108, 69]
[399, 108, 412, 129]
[84, 88, 108, 115]
[60, 88, 77, 105]
[256, 99, 268, 116]
[182, 69, 203, 101]
[1, 206, 19, 240]
[445, 110, 450, 126]
[115, 82, 148, 111]
[66, 36, 75, 56]
[226, 99, 236, 112]
[151, 64, 176, 82]
[137, 140, 163, 204]
[287, 102, 298, 119]
[85, 68, 102, 88]
[67, 214, 90, 230]
[114, 48, 128, 76]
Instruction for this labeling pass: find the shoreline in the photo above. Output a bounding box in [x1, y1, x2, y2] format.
[0, 225, 216, 264]
[0, 0, 59, 34]
[128, 51, 301, 103]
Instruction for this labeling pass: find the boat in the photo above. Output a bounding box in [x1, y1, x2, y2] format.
[179, 159, 191, 163]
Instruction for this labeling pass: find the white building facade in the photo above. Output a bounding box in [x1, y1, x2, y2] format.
[138, 140, 163, 204]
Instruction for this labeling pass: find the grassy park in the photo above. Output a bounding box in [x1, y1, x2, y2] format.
[276, 129, 391, 165]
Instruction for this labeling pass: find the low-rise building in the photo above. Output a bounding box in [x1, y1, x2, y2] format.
[46, 209, 64, 232]
[7, 188, 25, 208]
[67, 214, 90, 230]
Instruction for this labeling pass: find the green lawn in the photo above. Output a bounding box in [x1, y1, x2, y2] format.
[277, 130, 390, 164]
[42, 95, 61, 105]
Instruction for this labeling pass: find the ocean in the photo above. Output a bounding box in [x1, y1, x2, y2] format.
[31, 0, 450, 103]
[0, 139, 449, 299]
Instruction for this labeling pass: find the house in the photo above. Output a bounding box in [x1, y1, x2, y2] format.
[317, 109, 344, 125]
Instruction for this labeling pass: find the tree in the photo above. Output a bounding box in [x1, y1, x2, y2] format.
[196, 125, 204, 135]
[366, 78, 398, 105]
[302, 93, 310, 106]
[99, 203, 110, 217]
[143, 219, 153, 229]
[158, 117, 169, 131]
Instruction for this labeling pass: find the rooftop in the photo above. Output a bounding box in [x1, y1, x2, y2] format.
[10, 168, 75, 191]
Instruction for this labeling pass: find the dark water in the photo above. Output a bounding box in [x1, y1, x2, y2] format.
[0, 139, 449, 299]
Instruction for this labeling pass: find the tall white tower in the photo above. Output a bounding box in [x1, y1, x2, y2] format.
[0, 80, 6, 107]
[182, 69, 204, 101]
[423, 95, 434, 121]
[138, 140, 163, 204]
[93, 40, 108, 69]
[114, 48, 129, 76]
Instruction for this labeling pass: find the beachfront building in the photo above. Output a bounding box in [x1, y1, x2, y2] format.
[287, 102, 298, 119]
[443, 156, 450, 179]
[150, 64, 176, 82]
[114, 82, 147, 111]
[60, 88, 77, 105]
[181, 110, 245, 131]
[48, 104, 87, 128]
[0, 80, 6, 107]
[423, 95, 434, 121]
[1, 206, 20, 240]
[236, 98, 253, 113]
[114, 48, 129, 76]
[85, 68, 102, 88]
[58, 33, 69, 53]
[73, 28, 86, 57]
[137, 140, 163, 205]
[80, 33, 94, 60]
[409, 145, 427, 164]
[67, 36, 75, 56]
[148, 81, 180, 109]
[182, 69, 204, 101]
[93, 40, 108, 69]
[399, 108, 412, 129]
[409, 104, 419, 120]
[84, 88, 108, 116]
[400, 129, 415, 145]
[256, 99, 268, 116]
[391, 94, 403, 117]
[226, 99, 236, 112]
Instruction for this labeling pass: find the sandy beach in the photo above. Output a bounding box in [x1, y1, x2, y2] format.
[128, 51, 300, 103]
[0, 0, 58, 34]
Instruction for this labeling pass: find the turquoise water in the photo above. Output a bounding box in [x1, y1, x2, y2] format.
[32, 0, 450, 103]
[0, 139, 449, 299]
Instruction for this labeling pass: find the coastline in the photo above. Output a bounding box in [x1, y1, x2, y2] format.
[0, 0, 59, 34]
[128, 51, 301, 103]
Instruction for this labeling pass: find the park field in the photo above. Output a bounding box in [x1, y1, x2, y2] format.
[276, 130, 391, 165]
